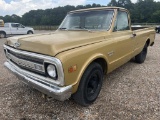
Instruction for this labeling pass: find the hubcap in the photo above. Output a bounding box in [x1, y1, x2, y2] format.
[0, 33, 4, 38]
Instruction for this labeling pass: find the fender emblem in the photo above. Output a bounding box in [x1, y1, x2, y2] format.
[108, 51, 114, 56]
[14, 42, 21, 48]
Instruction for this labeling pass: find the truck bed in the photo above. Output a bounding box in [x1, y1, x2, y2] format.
[131, 26, 148, 31]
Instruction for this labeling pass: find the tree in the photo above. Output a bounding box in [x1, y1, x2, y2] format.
[1, 2, 160, 26]
[108, 0, 118, 6]
[152, 10, 160, 23]
[117, 0, 133, 10]
[132, 0, 157, 23]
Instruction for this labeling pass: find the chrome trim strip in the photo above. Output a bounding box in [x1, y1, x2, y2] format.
[4, 44, 65, 86]
[4, 61, 72, 101]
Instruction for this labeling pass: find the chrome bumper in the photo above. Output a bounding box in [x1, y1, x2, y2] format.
[4, 61, 72, 101]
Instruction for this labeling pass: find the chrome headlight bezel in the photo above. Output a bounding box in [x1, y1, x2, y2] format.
[47, 64, 58, 79]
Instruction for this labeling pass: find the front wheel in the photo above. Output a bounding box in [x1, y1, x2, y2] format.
[27, 31, 33, 34]
[72, 62, 103, 106]
[0, 32, 6, 38]
[135, 43, 148, 64]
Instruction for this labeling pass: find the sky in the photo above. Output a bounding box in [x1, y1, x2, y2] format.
[0, 0, 159, 16]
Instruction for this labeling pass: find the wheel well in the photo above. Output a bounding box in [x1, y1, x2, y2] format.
[92, 58, 107, 74]
[27, 30, 33, 33]
[146, 39, 150, 47]
[0, 31, 6, 35]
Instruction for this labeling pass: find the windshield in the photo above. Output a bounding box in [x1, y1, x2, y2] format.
[59, 10, 114, 31]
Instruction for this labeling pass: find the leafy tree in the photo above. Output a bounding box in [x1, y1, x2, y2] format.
[1, 2, 160, 26]
[108, 0, 118, 6]
[132, 0, 157, 23]
[152, 10, 160, 23]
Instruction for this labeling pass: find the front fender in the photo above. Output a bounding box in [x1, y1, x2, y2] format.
[57, 48, 109, 93]
[71, 54, 109, 93]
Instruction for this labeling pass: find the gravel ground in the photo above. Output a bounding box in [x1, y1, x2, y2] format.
[0, 32, 160, 120]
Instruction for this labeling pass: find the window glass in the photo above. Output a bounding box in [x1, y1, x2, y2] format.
[11, 24, 19, 28]
[4, 23, 9, 27]
[63, 16, 80, 29]
[85, 12, 113, 30]
[59, 10, 114, 31]
[18, 24, 24, 28]
[114, 11, 129, 31]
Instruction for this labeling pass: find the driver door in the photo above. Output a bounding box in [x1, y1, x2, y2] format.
[112, 10, 135, 69]
[17, 24, 27, 34]
[10, 23, 19, 34]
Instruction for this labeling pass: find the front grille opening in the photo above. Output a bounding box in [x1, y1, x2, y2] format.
[10, 59, 47, 76]
[6, 48, 47, 76]
[8, 50, 44, 64]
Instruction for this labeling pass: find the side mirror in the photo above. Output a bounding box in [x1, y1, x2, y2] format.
[133, 31, 136, 37]
[133, 33, 136, 37]
[131, 32, 136, 38]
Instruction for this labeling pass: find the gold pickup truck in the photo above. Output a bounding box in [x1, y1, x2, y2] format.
[4, 7, 155, 106]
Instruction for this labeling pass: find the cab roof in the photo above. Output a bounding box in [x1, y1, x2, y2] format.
[5, 22, 19, 24]
[69, 7, 127, 13]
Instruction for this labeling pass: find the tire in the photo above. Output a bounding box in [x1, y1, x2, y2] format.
[135, 43, 148, 64]
[27, 31, 33, 34]
[0, 32, 6, 38]
[72, 62, 103, 106]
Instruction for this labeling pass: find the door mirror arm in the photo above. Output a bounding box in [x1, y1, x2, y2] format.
[133, 33, 136, 37]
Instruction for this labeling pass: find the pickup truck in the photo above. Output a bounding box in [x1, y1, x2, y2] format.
[155, 26, 160, 33]
[0, 23, 34, 38]
[4, 7, 155, 106]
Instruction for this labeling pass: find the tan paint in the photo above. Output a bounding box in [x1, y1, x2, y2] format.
[5, 7, 156, 93]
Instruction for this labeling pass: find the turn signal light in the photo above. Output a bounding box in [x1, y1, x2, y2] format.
[68, 65, 77, 73]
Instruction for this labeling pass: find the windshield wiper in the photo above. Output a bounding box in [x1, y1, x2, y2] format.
[59, 28, 67, 30]
[80, 28, 92, 32]
[73, 27, 92, 31]
[59, 27, 92, 32]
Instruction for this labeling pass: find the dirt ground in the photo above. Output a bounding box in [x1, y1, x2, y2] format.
[0, 31, 159, 120]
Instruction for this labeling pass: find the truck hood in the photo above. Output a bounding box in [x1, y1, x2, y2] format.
[6, 30, 109, 56]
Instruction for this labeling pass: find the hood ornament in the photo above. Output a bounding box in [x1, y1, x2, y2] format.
[14, 42, 21, 48]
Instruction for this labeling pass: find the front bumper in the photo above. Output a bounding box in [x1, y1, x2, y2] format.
[4, 61, 72, 101]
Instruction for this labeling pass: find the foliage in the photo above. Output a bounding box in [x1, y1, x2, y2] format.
[108, 0, 160, 23]
[0, 1, 160, 26]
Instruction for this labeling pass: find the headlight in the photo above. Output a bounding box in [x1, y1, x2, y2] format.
[47, 64, 57, 79]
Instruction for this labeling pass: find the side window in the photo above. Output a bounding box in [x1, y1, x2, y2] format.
[11, 24, 18, 28]
[4, 23, 9, 27]
[114, 11, 129, 31]
[18, 24, 23, 28]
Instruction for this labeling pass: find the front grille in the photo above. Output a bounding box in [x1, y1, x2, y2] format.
[8, 50, 44, 64]
[5, 48, 45, 75]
